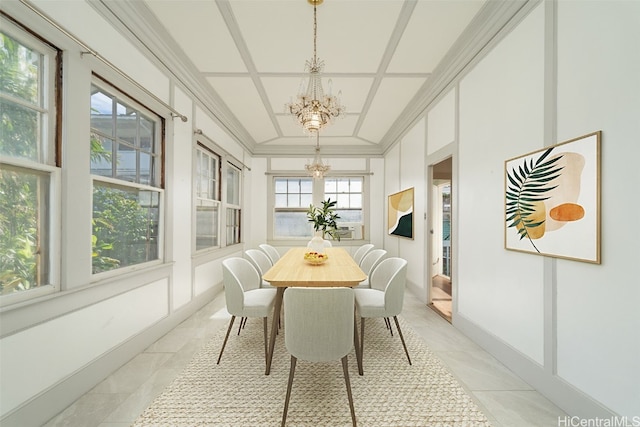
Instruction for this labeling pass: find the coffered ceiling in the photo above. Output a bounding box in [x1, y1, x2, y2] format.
[94, 0, 520, 156]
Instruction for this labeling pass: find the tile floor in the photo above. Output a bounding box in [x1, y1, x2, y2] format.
[43, 290, 567, 427]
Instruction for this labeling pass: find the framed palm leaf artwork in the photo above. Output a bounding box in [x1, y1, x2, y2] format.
[388, 187, 414, 239]
[504, 131, 601, 263]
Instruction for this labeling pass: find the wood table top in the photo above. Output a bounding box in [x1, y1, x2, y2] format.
[262, 247, 366, 287]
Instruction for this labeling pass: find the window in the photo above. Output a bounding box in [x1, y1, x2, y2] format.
[226, 163, 241, 245]
[195, 145, 220, 250]
[273, 177, 313, 239]
[324, 177, 363, 223]
[0, 21, 60, 299]
[90, 82, 163, 274]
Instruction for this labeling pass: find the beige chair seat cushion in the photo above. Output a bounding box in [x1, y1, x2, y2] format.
[241, 288, 277, 317]
[354, 288, 386, 318]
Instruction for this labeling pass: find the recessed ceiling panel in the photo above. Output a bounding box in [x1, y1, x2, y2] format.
[145, 0, 247, 73]
[206, 76, 277, 144]
[358, 77, 427, 142]
[232, 1, 402, 74]
[388, 0, 484, 73]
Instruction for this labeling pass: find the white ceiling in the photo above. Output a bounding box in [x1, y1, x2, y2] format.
[103, 0, 492, 155]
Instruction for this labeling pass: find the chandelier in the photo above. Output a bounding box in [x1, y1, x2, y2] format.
[305, 132, 331, 179]
[286, 0, 345, 134]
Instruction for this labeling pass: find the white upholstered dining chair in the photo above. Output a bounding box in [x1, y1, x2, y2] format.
[281, 287, 357, 427]
[352, 243, 374, 266]
[217, 258, 277, 366]
[354, 257, 411, 373]
[355, 249, 387, 288]
[259, 243, 281, 264]
[245, 249, 273, 288]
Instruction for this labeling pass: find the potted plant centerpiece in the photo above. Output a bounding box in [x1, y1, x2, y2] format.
[305, 198, 340, 258]
[307, 198, 341, 240]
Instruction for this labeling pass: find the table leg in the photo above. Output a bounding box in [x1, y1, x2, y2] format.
[266, 287, 285, 375]
[353, 310, 363, 376]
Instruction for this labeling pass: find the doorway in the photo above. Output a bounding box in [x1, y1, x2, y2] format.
[429, 157, 452, 322]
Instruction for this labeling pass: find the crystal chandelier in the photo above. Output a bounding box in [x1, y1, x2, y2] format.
[286, 0, 345, 134]
[305, 132, 331, 179]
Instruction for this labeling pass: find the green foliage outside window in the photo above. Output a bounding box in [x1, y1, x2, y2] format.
[0, 32, 43, 295]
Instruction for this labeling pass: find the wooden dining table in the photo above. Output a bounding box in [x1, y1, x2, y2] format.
[262, 247, 367, 375]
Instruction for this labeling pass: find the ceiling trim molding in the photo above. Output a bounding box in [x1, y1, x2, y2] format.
[251, 144, 384, 158]
[379, 0, 537, 156]
[91, 0, 257, 154]
[86, 0, 542, 159]
[216, 0, 283, 140]
[353, 0, 418, 137]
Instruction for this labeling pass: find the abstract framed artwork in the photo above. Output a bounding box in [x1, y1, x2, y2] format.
[388, 187, 414, 239]
[504, 131, 601, 263]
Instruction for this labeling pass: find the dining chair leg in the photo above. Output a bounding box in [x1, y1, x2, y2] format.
[263, 317, 268, 364]
[237, 317, 247, 336]
[281, 355, 297, 427]
[360, 317, 365, 373]
[266, 287, 285, 375]
[384, 317, 394, 336]
[217, 315, 236, 364]
[393, 315, 412, 365]
[341, 355, 357, 427]
[353, 311, 363, 375]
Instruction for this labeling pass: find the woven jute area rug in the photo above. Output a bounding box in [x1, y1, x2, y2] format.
[133, 316, 491, 427]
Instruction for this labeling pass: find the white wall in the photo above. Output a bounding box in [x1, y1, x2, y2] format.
[390, 0, 640, 418]
[458, 0, 546, 365]
[170, 86, 195, 309]
[369, 157, 386, 249]
[398, 118, 427, 293]
[554, 1, 640, 417]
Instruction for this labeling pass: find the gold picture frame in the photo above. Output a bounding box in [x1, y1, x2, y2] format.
[504, 131, 601, 263]
[388, 187, 414, 239]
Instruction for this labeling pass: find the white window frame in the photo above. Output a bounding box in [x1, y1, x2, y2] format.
[194, 143, 221, 251]
[225, 162, 242, 246]
[89, 79, 164, 278]
[272, 176, 315, 240]
[269, 174, 368, 242]
[0, 18, 61, 306]
[324, 176, 364, 239]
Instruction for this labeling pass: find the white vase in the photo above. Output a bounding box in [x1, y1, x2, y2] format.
[309, 231, 326, 254]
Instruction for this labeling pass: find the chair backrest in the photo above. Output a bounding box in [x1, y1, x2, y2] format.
[284, 287, 354, 362]
[259, 243, 280, 264]
[222, 258, 261, 315]
[360, 249, 387, 276]
[353, 244, 374, 266]
[369, 257, 408, 316]
[245, 249, 272, 277]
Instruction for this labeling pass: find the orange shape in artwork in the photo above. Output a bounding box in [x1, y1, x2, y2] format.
[549, 203, 585, 221]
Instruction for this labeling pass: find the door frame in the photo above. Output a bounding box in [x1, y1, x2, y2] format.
[426, 153, 453, 320]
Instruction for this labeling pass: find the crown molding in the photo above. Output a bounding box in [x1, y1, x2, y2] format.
[380, 0, 537, 155]
[251, 144, 384, 158]
[90, 0, 257, 154]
